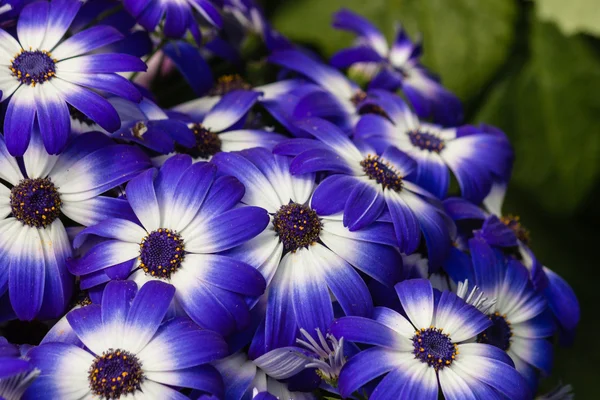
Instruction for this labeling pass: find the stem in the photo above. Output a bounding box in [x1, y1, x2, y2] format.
[130, 38, 168, 81]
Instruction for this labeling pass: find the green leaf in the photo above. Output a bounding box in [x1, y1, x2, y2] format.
[475, 19, 600, 214]
[271, 0, 518, 100]
[535, 0, 600, 37]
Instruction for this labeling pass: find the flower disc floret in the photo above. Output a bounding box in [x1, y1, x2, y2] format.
[477, 312, 512, 351]
[176, 124, 222, 159]
[10, 178, 61, 228]
[139, 229, 185, 279]
[273, 203, 322, 252]
[360, 155, 403, 192]
[88, 349, 144, 399]
[412, 327, 458, 370]
[408, 130, 445, 153]
[10, 49, 56, 86]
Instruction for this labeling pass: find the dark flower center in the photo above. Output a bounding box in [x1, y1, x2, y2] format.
[477, 312, 512, 351]
[175, 124, 222, 160]
[360, 155, 403, 192]
[89, 349, 144, 399]
[68, 104, 95, 126]
[412, 327, 458, 370]
[10, 178, 61, 228]
[139, 229, 185, 279]
[209, 74, 251, 96]
[408, 130, 445, 153]
[10, 49, 56, 86]
[273, 203, 321, 252]
[500, 215, 530, 245]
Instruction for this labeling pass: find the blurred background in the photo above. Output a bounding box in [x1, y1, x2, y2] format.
[261, 0, 599, 396]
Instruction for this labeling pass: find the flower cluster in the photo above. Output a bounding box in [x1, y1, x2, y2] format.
[0, 1, 579, 399]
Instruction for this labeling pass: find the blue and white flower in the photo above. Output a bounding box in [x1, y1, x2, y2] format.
[330, 279, 531, 400]
[0, 0, 147, 156]
[212, 147, 403, 351]
[355, 91, 513, 202]
[274, 117, 453, 266]
[24, 280, 228, 399]
[0, 337, 39, 400]
[123, 0, 222, 44]
[470, 237, 555, 390]
[331, 8, 463, 126]
[0, 131, 150, 320]
[69, 154, 269, 335]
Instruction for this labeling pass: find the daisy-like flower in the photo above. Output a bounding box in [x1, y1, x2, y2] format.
[69, 154, 269, 335]
[447, 187, 580, 336]
[123, 0, 222, 44]
[274, 117, 453, 266]
[0, 337, 39, 400]
[0, 0, 147, 156]
[23, 280, 229, 399]
[211, 147, 402, 351]
[330, 279, 531, 400]
[0, 131, 150, 320]
[331, 9, 463, 126]
[268, 49, 385, 132]
[355, 91, 513, 202]
[470, 237, 554, 390]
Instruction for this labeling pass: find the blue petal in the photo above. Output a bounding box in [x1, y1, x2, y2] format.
[394, 279, 434, 329]
[410, 153, 449, 199]
[435, 291, 491, 342]
[443, 197, 486, 221]
[17, 1, 49, 50]
[331, 46, 384, 68]
[371, 363, 438, 400]
[8, 227, 44, 320]
[290, 148, 356, 175]
[543, 266, 580, 331]
[269, 50, 355, 99]
[313, 244, 373, 318]
[163, 1, 189, 37]
[320, 227, 402, 285]
[344, 182, 385, 231]
[332, 9, 388, 56]
[184, 206, 269, 253]
[51, 25, 124, 60]
[175, 276, 245, 335]
[163, 41, 213, 96]
[4, 87, 36, 156]
[139, 317, 228, 370]
[57, 53, 147, 73]
[168, 162, 216, 231]
[265, 268, 298, 351]
[58, 72, 142, 103]
[101, 280, 138, 331]
[290, 250, 334, 335]
[329, 316, 406, 349]
[384, 192, 420, 255]
[202, 90, 261, 132]
[188, 254, 266, 297]
[337, 346, 399, 399]
[43, 0, 82, 49]
[146, 365, 224, 396]
[51, 79, 120, 132]
[311, 175, 359, 216]
[477, 215, 518, 247]
[125, 280, 175, 352]
[126, 168, 160, 232]
[35, 84, 70, 154]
